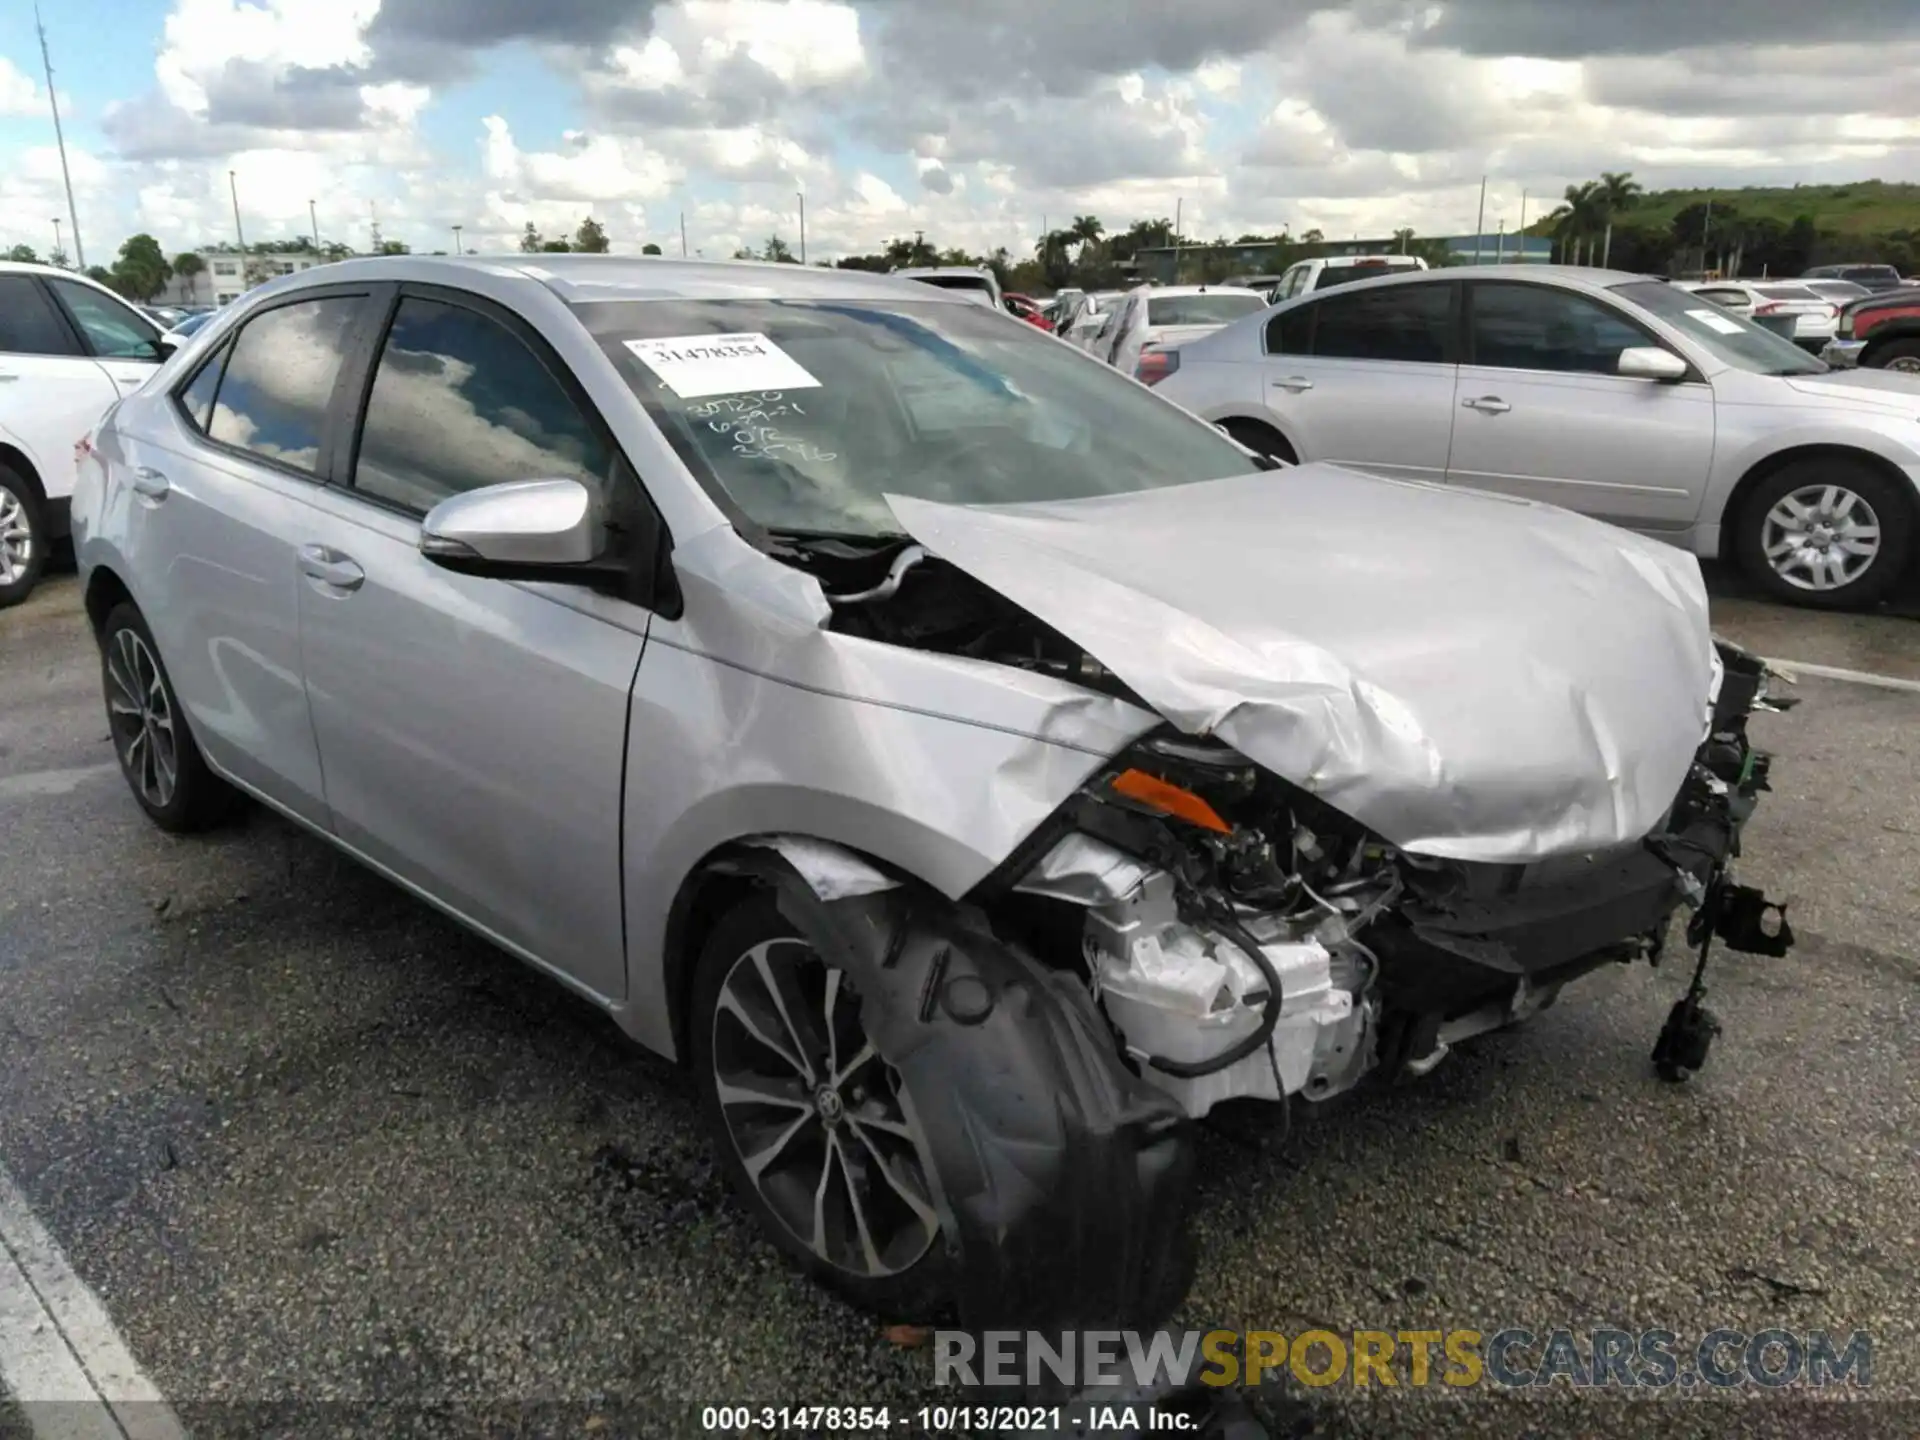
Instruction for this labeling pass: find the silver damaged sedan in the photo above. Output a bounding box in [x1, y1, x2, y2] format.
[72, 257, 1792, 1330]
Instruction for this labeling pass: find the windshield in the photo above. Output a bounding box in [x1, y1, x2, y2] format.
[1146, 293, 1266, 326]
[1611, 280, 1826, 375]
[1315, 260, 1419, 291]
[573, 298, 1257, 536]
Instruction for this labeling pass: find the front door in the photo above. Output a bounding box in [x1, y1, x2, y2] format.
[294, 288, 648, 1001]
[1259, 280, 1459, 483]
[1447, 281, 1715, 532]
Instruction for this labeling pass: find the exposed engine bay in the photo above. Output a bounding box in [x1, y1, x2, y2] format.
[784, 531, 1795, 1120]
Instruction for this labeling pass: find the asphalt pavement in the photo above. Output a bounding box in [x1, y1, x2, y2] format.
[2, 568, 1917, 1439]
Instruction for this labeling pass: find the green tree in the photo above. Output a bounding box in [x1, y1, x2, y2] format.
[1549, 181, 1605, 264]
[641, 242, 662, 255]
[538, 238, 571, 253]
[519, 222, 543, 254]
[731, 246, 756, 260]
[375, 239, 410, 256]
[5, 244, 39, 263]
[85, 265, 113, 285]
[763, 233, 796, 263]
[573, 217, 610, 253]
[110, 233, 172, 302]
[172, 251, 206, 303]
[1596, 171, 1643, 267]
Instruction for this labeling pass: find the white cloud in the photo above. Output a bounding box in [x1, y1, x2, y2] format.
[0, 55, 41, 116]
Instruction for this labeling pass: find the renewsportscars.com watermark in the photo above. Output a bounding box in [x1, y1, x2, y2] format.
[935, 1328, 1873, 1392]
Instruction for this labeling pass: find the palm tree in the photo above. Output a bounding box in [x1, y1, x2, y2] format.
[172, 251, 206, 304]
[1596, 171, 1643, 268]
[1550, 181, 1603, 264]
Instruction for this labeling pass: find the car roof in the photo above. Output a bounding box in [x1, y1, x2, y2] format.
[266, 254, 983, 306]
[892, 266, 994, 283]
[1139, 284, 1265, 297]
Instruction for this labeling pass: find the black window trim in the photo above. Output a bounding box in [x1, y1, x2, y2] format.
[1461, 277, 1705, 383]
[170, 334, 233, 435]
[0, 274, 90, 359]
[41, 273, 165, 362]
[167, 282, 384, 484]
[1260, 277, 1462, 365]
[328, 280, 681, 615]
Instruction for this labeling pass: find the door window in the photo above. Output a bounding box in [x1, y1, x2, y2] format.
[1307, 283, 1453, 363]
[208, 296, 364, 474]
[352, 296, 611, 515]
[0, 277, 81, 356]
[1468, 283, 1650, 375]
[47, 279, 162, 360]
[175, 342, 230, 433]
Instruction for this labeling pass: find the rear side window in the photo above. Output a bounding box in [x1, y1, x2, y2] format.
[208, 296, 364, 474]
[1309, 283, 1453, 363]
[175, 342, 229, 432]
[0, 277, 79, 356]
[1264, 306, 1313, 356]
[352, 296, 611, 515]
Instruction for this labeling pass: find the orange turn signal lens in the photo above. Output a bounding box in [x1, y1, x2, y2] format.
[1111, 768, 1231, 833]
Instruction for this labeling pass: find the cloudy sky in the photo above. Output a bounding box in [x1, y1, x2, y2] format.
[2, 0, 1917, 266]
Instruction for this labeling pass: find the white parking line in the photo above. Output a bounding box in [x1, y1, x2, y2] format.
[0, 1165, 182, 1440]
[1764, 657, 1920, 695]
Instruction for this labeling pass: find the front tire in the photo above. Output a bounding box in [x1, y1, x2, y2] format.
[1865, 338, 1920, 374]
[690, 895, 950, 1318]
[1734, 458, 1913, 610]
[0, 465, 46, 609]
[100, 603, 240, 832]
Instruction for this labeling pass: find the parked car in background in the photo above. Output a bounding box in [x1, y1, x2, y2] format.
[1822, 288, 1920, 373]
[0, 260, 173, 607]
[1153, 264, 1920, 609]
[1681, 280, 1838, 351]
[1268, 254, 1427, 302]
[1801, 263, 1906, 292]
[1093, 284, 1268, 377]
[1222, 274, 1289, 301]
[892, 266, 1002, 310]
[1801, 278, 1870, 306]
[159, 309, 219, 348]
[69, 254, 1785, 1326]
[1002, 292, 1054, 331]
[1053, 288, 1127, 352]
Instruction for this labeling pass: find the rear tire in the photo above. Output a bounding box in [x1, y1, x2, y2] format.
[100, 603, 241, 832]
[1733, 457, 1914, 610]
[1221, 418, 1298, 465]
[1865, 338, 1920, 374]
[0, 465, 46, 609]
[690, 895, 951, 1319]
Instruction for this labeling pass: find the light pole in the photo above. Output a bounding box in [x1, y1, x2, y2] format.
[51, 218, 62, 264]
[229, 170, 247, 257]
[797, 192, 806, 264]
[452, 224, 463, 256]
[309, 199, 320, 251]
[1473, 175, 1487, 264]
[36, 4, 84, 268]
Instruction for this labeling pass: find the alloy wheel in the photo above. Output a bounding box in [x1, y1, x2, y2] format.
[710, 938, 940, 1278]
[0, 487, 31, 586]
[1886, 354, 1920, 374]
[106, 628, 179, 809]
[1759, 482, 1882, 593]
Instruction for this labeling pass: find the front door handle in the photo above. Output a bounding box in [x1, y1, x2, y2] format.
[130, 466, 170, 500]
[298, 544, 365, 593]
[1462, 396, 1511, 414]
[1270, 375, 1315, 392]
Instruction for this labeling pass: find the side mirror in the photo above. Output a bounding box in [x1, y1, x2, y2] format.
[154, 339, 178, 361]
[420, 478, 606, 577]
[1618, 346, 1688, 382]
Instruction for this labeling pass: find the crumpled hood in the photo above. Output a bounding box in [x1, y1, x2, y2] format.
[888, 466, 1718, 864]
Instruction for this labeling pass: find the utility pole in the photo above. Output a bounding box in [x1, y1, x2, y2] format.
[51, 218, 62, 264]
[35, 4, 84, 269]
[679, 211, 688, 257]
[1473, 176, 1487, 265]
[309, 199, 320, 251]
[1496, 219, 1506, 264]
[369, 201, 381, 255]
[797, 192, 806, 264]
[1518, 190, 1528, 263]
[229, 170, 247, 254]
[451, 223, 463, 256]
[1173, 197, 1182, 283]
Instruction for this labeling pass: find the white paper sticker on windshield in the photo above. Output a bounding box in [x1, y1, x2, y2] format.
[621, 333, 821, 399]
[1685, 307, 1746, 335]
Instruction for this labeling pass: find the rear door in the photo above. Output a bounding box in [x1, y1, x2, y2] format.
[1259, 280, 1460, 483]
[0, 273, 120, 512]
[291, 285, 651, 1001]
[45, 276, 168, 401]
[1446, 280, 1714, 531]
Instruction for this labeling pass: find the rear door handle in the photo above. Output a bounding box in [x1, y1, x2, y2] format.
[1462, 396, 1511, 414]
[1270, 375, 1315, 392]
[298, 544, 365, 593]
[131, 466, 170, 500]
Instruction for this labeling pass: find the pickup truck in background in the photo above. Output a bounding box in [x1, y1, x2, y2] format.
[1822, 288, 1920, 372]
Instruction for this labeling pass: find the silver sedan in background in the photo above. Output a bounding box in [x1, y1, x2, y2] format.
[71, 256, 1786, 1330]
[1152, 265, 1920, 609]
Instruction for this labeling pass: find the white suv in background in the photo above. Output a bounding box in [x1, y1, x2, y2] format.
[0, 261, 171, 606]
[1268, 253, 1427, 300]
